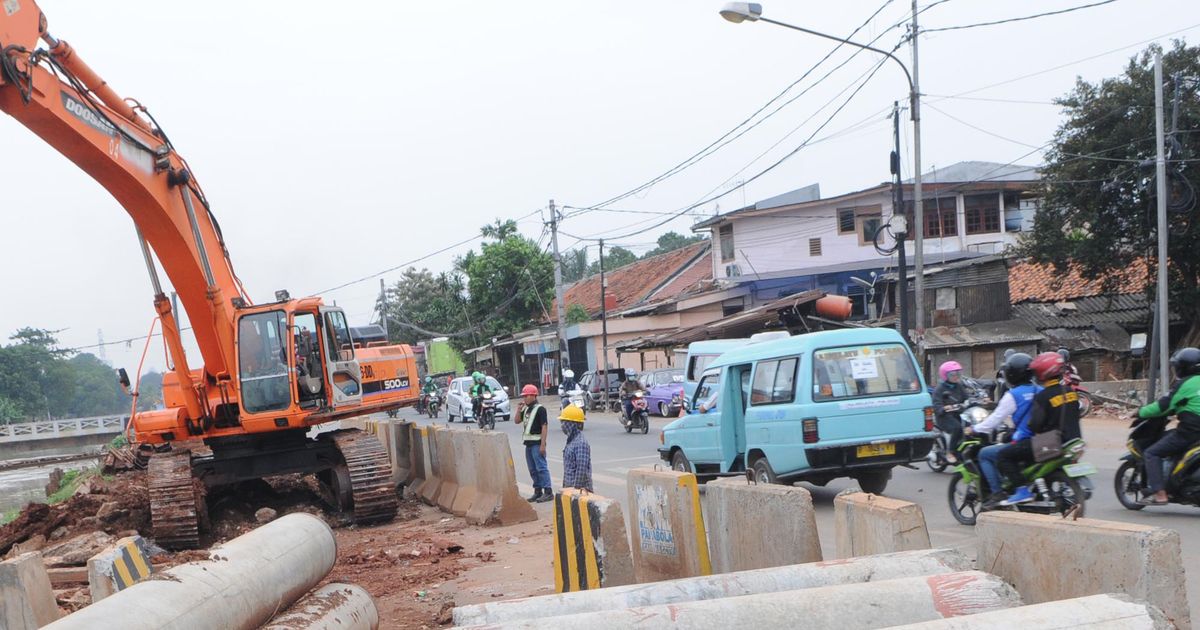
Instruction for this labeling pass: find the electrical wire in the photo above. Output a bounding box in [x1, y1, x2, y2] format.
[922, 0, 1120, 33]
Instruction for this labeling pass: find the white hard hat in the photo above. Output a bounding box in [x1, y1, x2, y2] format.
[562, 369, 575, 379]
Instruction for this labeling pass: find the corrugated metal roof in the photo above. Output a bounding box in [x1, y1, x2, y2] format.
[615, 290, 828, 351]
[1040, 323, 1132, 353]
[1011, 295, 1153, 329]
[923, 319, 1044, 350]
[903, 161, 1040, 184]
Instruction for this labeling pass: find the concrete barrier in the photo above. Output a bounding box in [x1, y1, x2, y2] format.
[550, 489, 634, 593]
[419, 426, 443, 505]
[976, 511, 1191, 630]
[391, 420, 413, 487]
[262, 583, 380, 630]
[0, 552, 61, 629]
[464, 431, 537, 526]
[834, 492, 930, 559]
[705, 477, 821, 573]
[450, 430, 479, 517]
[87, 535, 153, 601]
[406, 424, 432, 500]
[452, 548, 971, 626]
[888, 593, 1172, 629]
[454, 571, 1019, 629]
[434, 429, 460, 513]
[626, 468, 711, 583]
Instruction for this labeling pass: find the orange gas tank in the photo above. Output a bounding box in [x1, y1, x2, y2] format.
[815, 295, 853, 320]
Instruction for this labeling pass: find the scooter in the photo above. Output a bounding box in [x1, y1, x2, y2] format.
[624, 391, 650, 434]
[947, 428, 1095, 525]
[563, 388, 587, 413]
[1114, 415, 1200, 510]
[426, 392, 441, 419]
[1063, 368, 1095, 418]
[476, 392, 497, 430]
[927, 392, 992, 473]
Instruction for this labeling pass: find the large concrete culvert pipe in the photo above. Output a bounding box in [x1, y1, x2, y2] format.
[44, 512, 337, 630]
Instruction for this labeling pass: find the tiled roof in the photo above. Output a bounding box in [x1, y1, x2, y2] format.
[1008, 259, 1148, 303]
[557, 242, 710, 317]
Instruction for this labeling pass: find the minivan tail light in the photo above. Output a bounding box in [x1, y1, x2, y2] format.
[924, 407, 935, 432]
[802, 418, 820, 444]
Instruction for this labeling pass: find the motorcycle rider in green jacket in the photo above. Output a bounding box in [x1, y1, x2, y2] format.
[1137, 347, 1200, 506]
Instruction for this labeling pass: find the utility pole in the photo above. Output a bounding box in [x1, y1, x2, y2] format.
[599, 239, 610, 410]
[891, 101, 910, 339]
[378, 278, 389, 341]
[910, 0, 926, 363]
[548, 199, 571, 386]
[1153, 51, 1170, 396]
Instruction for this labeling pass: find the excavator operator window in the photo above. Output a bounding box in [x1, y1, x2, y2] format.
[239, 311, 291, 414]
[293, 312, 325, 407]
[324, 311, 356, 363]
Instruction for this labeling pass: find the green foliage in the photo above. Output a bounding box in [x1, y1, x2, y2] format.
[1021, 41, 1200, 321]
[380, 268, 470, 345]
[0, 329, 130, 421]
[561, 248, 589, 284]
[46, 468, 94, 504]
[456, 223, 555, 348]
[587, 246, 637, 276]
[1, 507, 18, 526]
[642, 231, 706, 258]
[566, 303, 590, 324]
[135, 371, 163, 412]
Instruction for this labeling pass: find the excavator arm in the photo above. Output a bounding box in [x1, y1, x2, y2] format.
[1, 1, 247, 427]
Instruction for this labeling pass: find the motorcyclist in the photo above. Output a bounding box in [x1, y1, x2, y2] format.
[560, 369, 578, 408]
[993, 348, 1016, 402]
[419, 375, 437, 412]
[1136, 347, 1200, 506]
[994, 352, 1082, 506]
[620, 372, 640, 423]
[933, 361, 971, 464]
[969, 352, 1038, 508]
[468, 371, 492, 420]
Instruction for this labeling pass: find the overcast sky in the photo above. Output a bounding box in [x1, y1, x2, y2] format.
[1, 0, 1197, 374]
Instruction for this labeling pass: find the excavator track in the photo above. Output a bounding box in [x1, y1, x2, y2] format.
[148, 449, 202, 550]
[329, 429, 398, 525]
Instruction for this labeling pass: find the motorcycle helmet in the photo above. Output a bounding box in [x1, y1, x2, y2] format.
[938, 360, 963, 382]
[1056, 347, 1071, 363]
[562, 369, 575, 379]
[1169, 347, 1200, 378]
[1003, 352, 1034, 387]
[472, 371, 485, 383]
[1030, 352, 1066, 382]
[425, 376, 432, 384]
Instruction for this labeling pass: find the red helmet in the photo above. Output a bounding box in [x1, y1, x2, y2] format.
[1030, 352, 1066, 381]
[521, 384, 540, 396]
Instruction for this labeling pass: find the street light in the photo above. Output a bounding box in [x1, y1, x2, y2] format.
[718, 2, 927, 352]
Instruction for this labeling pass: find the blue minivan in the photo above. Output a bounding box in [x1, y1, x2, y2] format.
[659, 328, 935, 494]
[678, 332, 791, 400]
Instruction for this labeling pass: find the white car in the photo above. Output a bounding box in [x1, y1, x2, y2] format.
[446, 376, 512, 423]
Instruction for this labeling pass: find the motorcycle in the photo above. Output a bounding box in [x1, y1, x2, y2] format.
[426, 392, 441, 419]
[563, 388, 588, 413]
[927, 392, 992, 473]
[1114, 415, 1200, 510]
[947, 428, 1095, 525]
[477, 391, 497, 430]
[624, 391, 650, 434]
[1062, 368, 1095, 418]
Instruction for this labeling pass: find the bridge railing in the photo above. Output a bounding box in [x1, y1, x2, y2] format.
[0, 415, 128, 442]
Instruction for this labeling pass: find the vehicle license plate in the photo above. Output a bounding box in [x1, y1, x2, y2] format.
[857, 443, 895, 458]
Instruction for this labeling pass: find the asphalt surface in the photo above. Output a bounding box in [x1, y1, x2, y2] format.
[393, 400, 1198, 610]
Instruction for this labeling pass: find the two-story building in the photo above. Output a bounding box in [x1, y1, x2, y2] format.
[690, 161, 1041, 318]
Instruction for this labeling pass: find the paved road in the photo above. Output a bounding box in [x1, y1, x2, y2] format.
[393, 402, 1198, 610]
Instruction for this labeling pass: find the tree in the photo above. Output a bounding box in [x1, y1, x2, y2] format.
[566, 303, 590, 324]
[456, 222, 555, 348]
[379, 268, 470, 345]
[561, 248, 589, 284]
[1021, 42, 1200, 338]
[587, 246, 637, 276]
[0, 396, 21, 423]
[0, 329, 130, 420]
[642, 231, 706, 259]
[135, 371, 164, 412]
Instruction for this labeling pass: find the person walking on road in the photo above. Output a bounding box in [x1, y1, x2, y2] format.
[559, 404, 592, 493]
[515, 384, 552, 503]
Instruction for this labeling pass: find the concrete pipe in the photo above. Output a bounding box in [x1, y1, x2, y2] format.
[887, 594, 1173, 629]
[44, 513, 337, 630]
[454, 548, 969, 626]
[453, 571, 1020, 630]
[261, 583, 379, 630]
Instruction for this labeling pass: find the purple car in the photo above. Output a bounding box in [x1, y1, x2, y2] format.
[640, 368, 685, 417]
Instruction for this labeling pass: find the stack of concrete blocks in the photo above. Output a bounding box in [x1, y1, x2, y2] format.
[704, 477, 822, 572]
[0, 552, 61, 630]
[625, 468, 711, 583]
[833, 491, 931, 559]
[373, 419, 412, 489]
[976, 511, 1192, 629]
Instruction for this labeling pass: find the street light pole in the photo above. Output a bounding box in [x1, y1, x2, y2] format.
[1153, 52, 1170, 396]
[719, 2, 924, 348]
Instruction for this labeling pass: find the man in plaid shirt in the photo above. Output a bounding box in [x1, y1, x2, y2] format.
[559, 404, 592, 492]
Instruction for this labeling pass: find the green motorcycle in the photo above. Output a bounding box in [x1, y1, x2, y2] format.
[947, 429, 1095, 525]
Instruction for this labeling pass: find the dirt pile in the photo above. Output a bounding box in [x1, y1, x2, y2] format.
[0, 470, 149, 558]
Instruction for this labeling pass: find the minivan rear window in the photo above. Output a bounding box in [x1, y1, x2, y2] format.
[812, 343, 921, 400]
[688, 355, 718, 381]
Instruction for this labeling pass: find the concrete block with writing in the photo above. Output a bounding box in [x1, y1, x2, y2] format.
[626, 468, 711, 583]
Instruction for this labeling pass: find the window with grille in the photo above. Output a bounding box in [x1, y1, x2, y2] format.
[719, 224, 735, 261]
[809, 238, 822, 256]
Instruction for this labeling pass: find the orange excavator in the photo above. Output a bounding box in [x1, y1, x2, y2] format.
[1, 3, 417, 547]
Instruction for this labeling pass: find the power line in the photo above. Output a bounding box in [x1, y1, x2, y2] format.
[923, 0, 1120, 33]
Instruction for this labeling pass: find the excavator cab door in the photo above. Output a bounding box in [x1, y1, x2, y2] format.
[319, 307, 363, 408]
